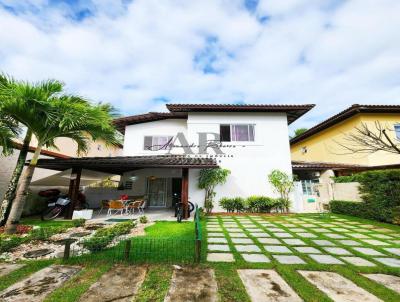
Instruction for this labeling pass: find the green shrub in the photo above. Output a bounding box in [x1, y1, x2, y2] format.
[332, 175, 361, 183]
[246, 196, 277, 213]
[139, 215, 148, 224]
[29, 226, 65, 241]
[219, 197, 244, 212]
[0, 235, 26, 253]
[82, 221, 136, 252]
[72, 218, 86, 227]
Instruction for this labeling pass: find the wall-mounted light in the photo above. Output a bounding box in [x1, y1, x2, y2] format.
[149, 176, 157, 181]
[301, 146, 308, 154]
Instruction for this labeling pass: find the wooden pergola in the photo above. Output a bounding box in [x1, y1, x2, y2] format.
[35, 155, 218, 219]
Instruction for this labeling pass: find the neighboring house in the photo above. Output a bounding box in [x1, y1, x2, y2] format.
[290, 104, 400, 211]
[36, 103, 314, 212]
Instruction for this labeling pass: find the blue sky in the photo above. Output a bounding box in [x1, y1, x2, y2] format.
[0, 0, 399, 132]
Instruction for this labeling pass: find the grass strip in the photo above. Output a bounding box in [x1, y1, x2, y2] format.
[134, 265, 172, 302]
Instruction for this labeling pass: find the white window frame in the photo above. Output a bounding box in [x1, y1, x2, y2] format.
[144, 135, 173, 151]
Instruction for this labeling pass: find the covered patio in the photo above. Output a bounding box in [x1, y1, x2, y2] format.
[35, 155, 218, 219]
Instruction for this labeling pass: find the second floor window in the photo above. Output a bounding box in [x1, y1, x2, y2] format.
[220, 124, 255, 142]
[395, 124, 400, 140]
[144, 136, 173, 151]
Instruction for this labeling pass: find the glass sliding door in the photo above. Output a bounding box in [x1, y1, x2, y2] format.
[147, 178, 167, 207]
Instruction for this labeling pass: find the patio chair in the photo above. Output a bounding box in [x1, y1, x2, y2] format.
[126, 200, 141, 215]
[99, 200, 110, 214]
[107, 200, 124, 216]
[138, 200, 146, 215]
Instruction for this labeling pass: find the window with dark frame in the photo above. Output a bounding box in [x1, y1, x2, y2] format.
[144, 136, 173, 151]
[219, 124, 255, 142]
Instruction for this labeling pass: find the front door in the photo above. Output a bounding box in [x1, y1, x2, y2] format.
[147, 178, 167, 207]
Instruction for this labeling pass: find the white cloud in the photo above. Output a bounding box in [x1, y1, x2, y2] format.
[0, 0, 399, 132]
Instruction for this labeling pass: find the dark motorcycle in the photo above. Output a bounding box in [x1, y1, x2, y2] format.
[175, 201, 195, 222]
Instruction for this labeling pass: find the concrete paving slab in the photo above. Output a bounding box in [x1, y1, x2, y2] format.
[383, 248, 400, 256]
[273, 255, 306, 264]
[250, 232, 270, 237]
[289, 228, 307, 233]
[231, 238, 254, 244]
[207, 253, 235, 262]
[324, 233, 347, 239]
[308, 254, 344, 264]
[164, 267, 218, 302]
[241, 253, 270, 263]
[229, 233, 248, 238]
[235, 245, 261, 253]
[208, 244, 230, 252]
[374, 258, 400, 267]
[295, 233, 317, 238]
[331, 228, 350, 232]
[208, 232, 225, 237]
[363, 274, 400, 294]
[208, 237, 228, 244]
[79, 265, 146, 302]
[264, 245, 292, 254]
[0, 265, 80, 302]
[362, 239, 389, 246]
[272, 232, 293, 238]
[298, 271, 382, 302]
[268, 228, 285, 232]
[293, 247, 322, 254]
[225, 228, 243, 232]
[282, 239, 306, 246]
[337, 240, 362, 246]
[352, 247, 384, 256]
[340, 257, 376, 267]
[313, 228, 332, 233]
[372, 234, 393, 239]
[312, 240, 336, 246]
[258, 238, 281, 244]
[323, 247, 352, 255]
[0, 263, 24, 278]
[348, 233, 370, 239]
[238, 269, 303, 302]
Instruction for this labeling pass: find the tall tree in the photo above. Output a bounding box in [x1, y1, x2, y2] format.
[0, 75, 62, 226]
[4, 94, 121, 234]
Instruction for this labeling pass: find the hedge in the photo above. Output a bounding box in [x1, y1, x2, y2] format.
[218, 196, 287, 213]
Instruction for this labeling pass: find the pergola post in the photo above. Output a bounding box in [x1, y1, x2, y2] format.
[181, 168, 189, 219]
[65, 167, 82, 219]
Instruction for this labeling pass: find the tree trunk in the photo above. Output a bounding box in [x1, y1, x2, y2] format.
[5, 144, 41, 234]
[0, 130, 32, 226]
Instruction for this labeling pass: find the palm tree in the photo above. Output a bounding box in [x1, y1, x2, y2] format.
[0, 75, 63, 226]
[4, 93, 121, 234]
[0, 114, 20, 156]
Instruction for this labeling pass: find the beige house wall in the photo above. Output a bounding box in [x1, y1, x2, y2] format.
[332, 182, 362, 202]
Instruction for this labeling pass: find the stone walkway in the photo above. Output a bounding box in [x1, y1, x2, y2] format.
[206, 215, 400, 267]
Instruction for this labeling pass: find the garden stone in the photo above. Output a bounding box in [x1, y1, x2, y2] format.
[363, 274, 400, 294]
[337, 240, 362, 246]
[355, 229, 371, 233]
[0, 265, 80, 302]
[249, 232, 270, 237]
[293, 247, 321, 254]
[312, 240, 336, 246]
[322, 247, 352, 255]
[246, 228, 262, 232]
[0, 264, 24, 278]
[208, 244, 230, 252]
[331, 228, 350, 232]
[289, 228, 307, 232]
[298, 271, 383, 302]
[324, 233, 347, 239]
[164, 267, 218, 302]
[235, 245, 261, 253]
[264, 245, 292, 254]
[374, 258, 400, 267]
[295, 232, 316, 238]
[375, 228, 394, 233]
[282, 239, 306, 246]
[308, 254, 344, 264]
[238, 269, 302, 302]
[272, 232, 293, 238]
[79, 265, 145, 302]
[268, 228, 284, 232]
[229, 233, 247, 238]
[340, 257, 376, 267]
[300, 224, 317, 228]
[208, 238, 228, 244]
[226, 228, 242, 232]
[352, 248, 384, 256]
[23, 248, 54, 258]
[383, 248, 400, 256]
[371, 234, 392, 239]
[232, 238, 254, 244]
[362, 239, 389, 246]
[241, 254, 270, 263]
[313, 228, 332, 233]
[258, 238, 281, 244]
[207, 253, 234, 262]
[348, 233, 370, 239]
[273, 255, 306, 264]
[208, 232, 225, 237]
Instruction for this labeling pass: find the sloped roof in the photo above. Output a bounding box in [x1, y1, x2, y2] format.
[290, 104, 400, 145]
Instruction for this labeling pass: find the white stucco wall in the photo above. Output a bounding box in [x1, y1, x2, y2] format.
[122, 112, 293, 212]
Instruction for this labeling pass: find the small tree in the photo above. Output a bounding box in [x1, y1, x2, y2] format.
[198, 168, 230, 213]
[268, 169, 295, 213]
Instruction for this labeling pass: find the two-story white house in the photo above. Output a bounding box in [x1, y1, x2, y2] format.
[36, 103, 314, 214]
